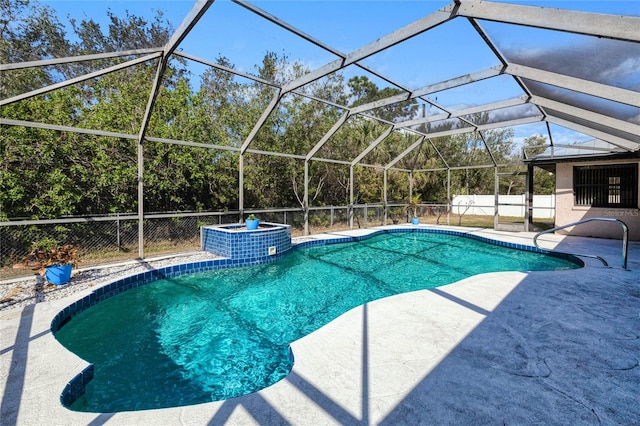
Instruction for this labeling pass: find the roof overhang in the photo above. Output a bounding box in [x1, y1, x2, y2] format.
[524, 151, 640, 173]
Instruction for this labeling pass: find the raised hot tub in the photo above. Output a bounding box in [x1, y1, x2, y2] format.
[201, 222, 292, 266]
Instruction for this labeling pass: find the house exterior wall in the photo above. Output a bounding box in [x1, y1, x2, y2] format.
[555, 159, 640, 241]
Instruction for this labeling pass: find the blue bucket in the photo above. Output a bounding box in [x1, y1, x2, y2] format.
[46, 263, 73, 285]
[245, 219, 260, 230]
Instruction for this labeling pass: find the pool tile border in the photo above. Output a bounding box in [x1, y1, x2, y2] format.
[53, 227, 583, 408]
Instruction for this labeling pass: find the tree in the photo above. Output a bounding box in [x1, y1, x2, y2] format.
[0, 0, 70, 98]
[524, 135, 555, 195]
[347, 76, 416, 122]
[1, 2, 183, 217]
[242, 52, 348, 209]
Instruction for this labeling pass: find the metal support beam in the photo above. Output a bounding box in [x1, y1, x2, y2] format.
[383, 169, 388, 225]
[396, 96, 532, 129]
[530, 95, 640, 143]
[477, 116, 544, 132]
[166, 0, 215, 53]
[241, 90, 282, 153]
[350, 93, 411, 115]
[506, 63, 640, 108]
[135, 61, 162, 258]
[0, 53, 161, 106]
[545, 116, 638, 152]
[137, 130, 145, 258]
[454, 1, 640, 42]
[0, 48, 163, 71]
[469, 17, 540, 108]
[412, 65, 504, 98]
[176, 51, 348, 112]
[493, 167, 499, 229]
[281, 4, 456, 94]
[441, 163, 503, 171]
[307, 111, 351, 160]
[429, 138, 450, 170]
[447, 168, 451, 225]
[386, 136, 425, 171]
[311, 157, 353, 166]
[175, 51, 278, 88]
[345, 4, 457, 65]
[246, 148, 305, 160]
[385, 116, 543, 169]
[353, 65, 505, 121]
[455, 95, 528, 117]
[546, 121, 555, 147]
[349, 166, 355, 229]
[0, 118, 137, 139]
[231, 0, 424, 118]
[477, 131, 497, 167]
[409, 171, 414, 223]
[304, 161, 310, 235]
[232, 0, 345, 58]
[137, 59, 164, 259]
[351, 125, 394, 166]
[409, 171, 414, 197]
[135, 0, 214, 258]
[530, 143, 624, 153]
[239, 154, 244, 222]
[138, 0, 214, 143]
[525, 163, 534, 232]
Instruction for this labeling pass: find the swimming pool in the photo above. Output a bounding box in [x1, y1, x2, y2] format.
[54, 230, 581, 412]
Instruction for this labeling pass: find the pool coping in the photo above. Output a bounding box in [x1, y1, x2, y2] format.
[1, 224, 639, 425]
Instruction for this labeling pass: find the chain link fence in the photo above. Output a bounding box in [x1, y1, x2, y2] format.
[0, 204, 455, 281]
[0, 207, 344, 280]
[0, 213, 222, 281]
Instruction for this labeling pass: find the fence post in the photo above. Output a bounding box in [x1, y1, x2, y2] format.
[116, 213, 121, 252]
[330, 206, 334, 227]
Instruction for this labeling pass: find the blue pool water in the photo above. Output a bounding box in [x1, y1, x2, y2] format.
[55, 232, 579, 412]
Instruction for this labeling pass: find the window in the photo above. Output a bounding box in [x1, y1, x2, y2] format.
[574, 163, 638, 208]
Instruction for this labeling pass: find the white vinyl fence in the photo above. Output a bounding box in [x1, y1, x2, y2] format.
[451, 195, 555, 219]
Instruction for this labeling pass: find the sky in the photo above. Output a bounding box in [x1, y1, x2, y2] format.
[40, 0, 640, 149]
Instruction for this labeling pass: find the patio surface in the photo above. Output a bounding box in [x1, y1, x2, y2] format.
[1, 225, 638, 425]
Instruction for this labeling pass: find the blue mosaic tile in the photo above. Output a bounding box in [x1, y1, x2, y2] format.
[60, 364, 94, 408]
[82, 365, 94, 385]
[202, 222, 292, 264]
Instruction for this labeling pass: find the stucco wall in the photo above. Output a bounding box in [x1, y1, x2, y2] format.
[555, 159, 640, 241]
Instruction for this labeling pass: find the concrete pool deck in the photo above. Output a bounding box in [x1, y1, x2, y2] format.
[1, 225, 638, 425]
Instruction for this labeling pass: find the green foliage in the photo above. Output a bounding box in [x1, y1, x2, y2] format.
[348, 76, 416, 122]
[525, 135, 555, 195]
[404, 193, 421, 218]
[0, 0, 70, 98]
[1, 1, 524, 221]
